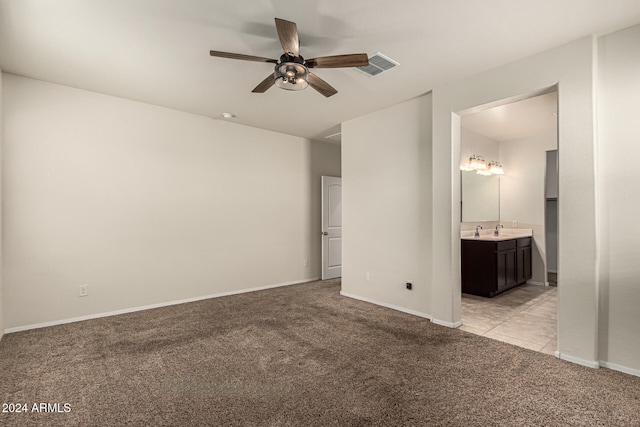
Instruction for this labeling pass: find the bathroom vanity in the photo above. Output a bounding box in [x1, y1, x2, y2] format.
[461, 230, 532, 297]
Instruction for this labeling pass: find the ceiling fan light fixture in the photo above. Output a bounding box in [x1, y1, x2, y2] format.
[274, 55, 309, 91]
[275, 63, 309, 91]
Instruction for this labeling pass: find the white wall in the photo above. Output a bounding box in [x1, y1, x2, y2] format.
[0, 70, 4, 341]
[432, 36, 599, 365]
[2, 74, 340, 330]
[597, 23, 640, 373]
[499, 129, 557, 284]
[460, 127, 499, 163]
[341, 94, 432, 317]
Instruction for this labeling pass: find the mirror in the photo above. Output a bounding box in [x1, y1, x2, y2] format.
[461, 171, 500, 222]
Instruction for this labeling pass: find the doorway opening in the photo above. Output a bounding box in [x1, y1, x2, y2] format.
[458, 89, 558, 355]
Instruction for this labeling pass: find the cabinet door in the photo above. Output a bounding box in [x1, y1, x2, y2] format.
[497, 249, 517, 291]
[506, 250, 517, 288]
[517, 246, 532, 284]
[462, 240, 498, 297]
[524, 246, 532, 279]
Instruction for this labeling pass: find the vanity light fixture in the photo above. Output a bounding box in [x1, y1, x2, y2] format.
[469, 154, 487, 170]
[461, 154, 505, 175]
[488, 161, 504, 175]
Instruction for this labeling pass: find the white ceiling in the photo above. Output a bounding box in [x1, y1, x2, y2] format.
[462, 91, 558, 142]
[1, 1, 639, 141]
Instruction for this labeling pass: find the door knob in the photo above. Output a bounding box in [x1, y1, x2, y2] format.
[322, 232, 328, 235]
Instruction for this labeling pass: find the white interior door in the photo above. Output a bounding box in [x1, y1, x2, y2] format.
[321, 176, 342, 280]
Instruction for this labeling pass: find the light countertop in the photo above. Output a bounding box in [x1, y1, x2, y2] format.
[461, 228, 532, 241]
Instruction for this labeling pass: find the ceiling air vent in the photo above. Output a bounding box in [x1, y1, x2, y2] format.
[356, 52, 399, 76]
[324, 132, 342, 143]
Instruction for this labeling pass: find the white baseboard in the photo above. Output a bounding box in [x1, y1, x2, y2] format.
[4, 277, 320, 334]
[526, 280, 546, 286]
[431, 318, 464, 328]
[599, 360, 640, 378]
[554, 351, 600, 369]
[339, 291, 432, 320]
[555, 353, 640, 377]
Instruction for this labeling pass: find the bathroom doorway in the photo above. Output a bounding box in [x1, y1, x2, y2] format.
[458, 90, 559, 354]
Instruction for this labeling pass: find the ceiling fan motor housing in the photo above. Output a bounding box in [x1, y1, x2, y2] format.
[275, 54, 309, 91]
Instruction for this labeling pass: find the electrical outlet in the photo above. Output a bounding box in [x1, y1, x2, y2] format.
[512, 220, 518, 228]
[365, 272, 371, 281]
[303, 259, 309, 267]
[79, 285, 88, 297]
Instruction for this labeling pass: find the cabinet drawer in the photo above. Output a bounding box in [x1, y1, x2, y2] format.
[496, 240, 516, 251]
[517, 237, 532, 248]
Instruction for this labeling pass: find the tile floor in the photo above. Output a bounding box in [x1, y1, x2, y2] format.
[459, 284, 557, 355]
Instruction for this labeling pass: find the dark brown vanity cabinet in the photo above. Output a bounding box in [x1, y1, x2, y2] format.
[516, 237, 532, 285]
[462, 237, 532, 297]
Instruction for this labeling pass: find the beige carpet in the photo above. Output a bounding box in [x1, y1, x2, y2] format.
[0, 279, 638, 426]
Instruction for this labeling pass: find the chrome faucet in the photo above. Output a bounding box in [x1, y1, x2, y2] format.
[494, 224, 504, 236]
[474, 225, 483, 238]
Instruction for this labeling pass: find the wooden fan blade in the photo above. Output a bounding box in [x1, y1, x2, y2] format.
[275, 18, 299, 57]
[306, 53, 369, 68]
[252, 73, 276, 93]
[210, 50, 278, 64]
[307, 73, 337, 97]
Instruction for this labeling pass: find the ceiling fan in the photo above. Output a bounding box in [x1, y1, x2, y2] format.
[209, 18, 369, 97]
